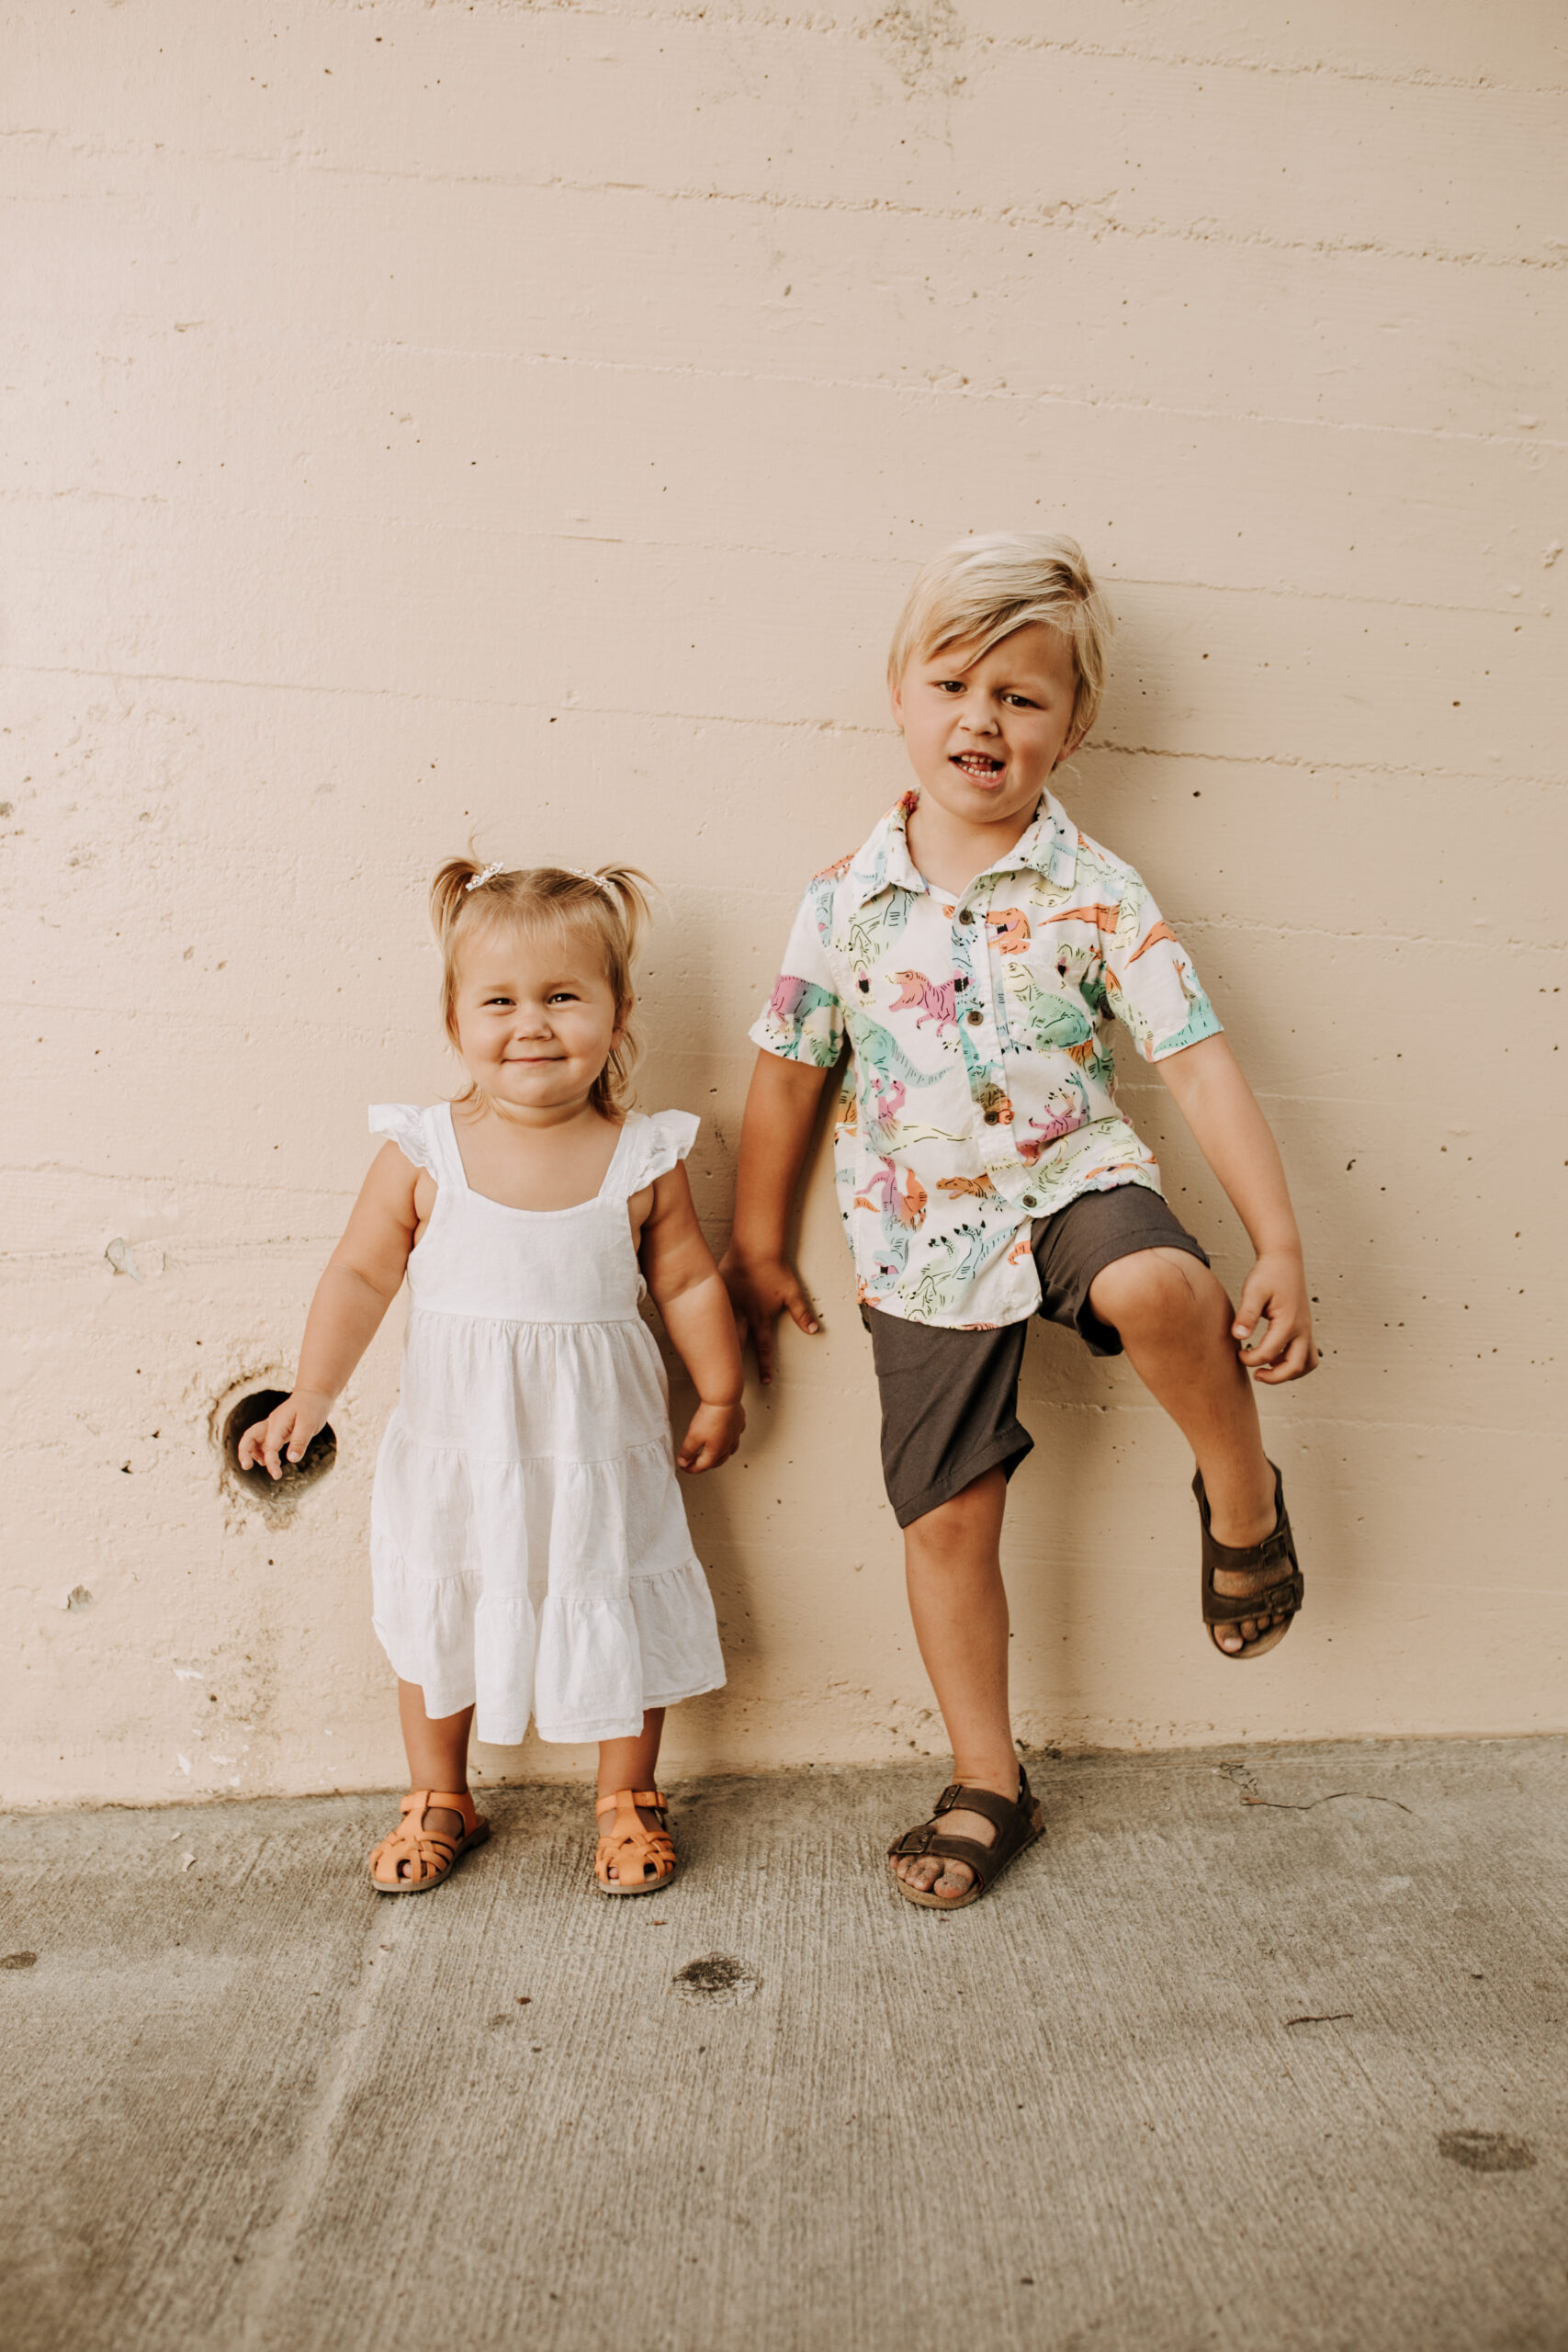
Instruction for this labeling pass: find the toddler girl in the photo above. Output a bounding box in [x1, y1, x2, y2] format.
[240, 859, 744, 1896]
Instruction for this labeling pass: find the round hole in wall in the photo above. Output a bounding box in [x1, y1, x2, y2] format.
[221, 1389, 336, 1503]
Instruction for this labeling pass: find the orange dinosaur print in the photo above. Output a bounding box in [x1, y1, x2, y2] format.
[985, 906, 1031, 953]
[1126, 920, 1179, 965]
[937, 1172, 998, 1201]
[1034, 902, 1122, 934]
[813, 849, 857, 883]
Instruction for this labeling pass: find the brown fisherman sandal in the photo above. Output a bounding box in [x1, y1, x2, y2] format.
[1195, 1460, 1303, 1660]
[368, 1790, 490, 1894]
[887, 1769, 1044, 1910]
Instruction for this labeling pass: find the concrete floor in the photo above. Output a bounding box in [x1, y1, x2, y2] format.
[6, 1740, 1567, 2352]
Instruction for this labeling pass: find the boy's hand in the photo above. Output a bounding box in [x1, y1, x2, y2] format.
[1233, 1252, 1319, 1384]
[719, 1250, 819, 1386]
[237, 1389, 333, 1479]
[676, 1398, 746, 1474]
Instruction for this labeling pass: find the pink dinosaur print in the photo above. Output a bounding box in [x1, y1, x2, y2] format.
[889, 969, 957, 1033]
[866, 1071, 906, 1144]
[985, 906, 1031, 953]
[853, 1158, 928, 1228]
[1016, 1100, 1085, 1163]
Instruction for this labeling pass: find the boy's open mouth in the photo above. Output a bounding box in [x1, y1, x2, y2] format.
[953, 752, 1006, 780]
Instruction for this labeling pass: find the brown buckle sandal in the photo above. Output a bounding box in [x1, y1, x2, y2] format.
[368, 1790, 490, 1894]
[886, 1769, 1043, 1910]
[594, 1788, 678, 1896]
[1195, 1460, 1303, 1659]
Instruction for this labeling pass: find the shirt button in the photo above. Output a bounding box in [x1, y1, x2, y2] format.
[983, 1109, 999, 1125]
[958, 908, 975, 925]
[966, 1008, 983, 1025]
[1021, 1194, 1038, 1209]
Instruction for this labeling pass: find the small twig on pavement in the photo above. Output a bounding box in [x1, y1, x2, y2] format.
[1241, 1792, 1412, 1814]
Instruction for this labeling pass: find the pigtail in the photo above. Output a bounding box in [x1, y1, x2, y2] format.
[585, 865, 653, 965]
[429, 856, 490, 946]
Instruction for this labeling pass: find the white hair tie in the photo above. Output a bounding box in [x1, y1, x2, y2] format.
[562, 865, 610, 892]
[464, 863, 504, 893]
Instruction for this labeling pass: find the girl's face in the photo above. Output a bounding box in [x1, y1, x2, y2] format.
[890, 621, 1082, 834]
[452, 921, 625, 1118]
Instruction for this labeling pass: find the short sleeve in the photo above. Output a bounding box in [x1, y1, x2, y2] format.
[1101, 879, 1224, 1063]
[618, 1109, 700, 1194]
[748, 874, 846, 1068]
[369, 1102, 441, 1176]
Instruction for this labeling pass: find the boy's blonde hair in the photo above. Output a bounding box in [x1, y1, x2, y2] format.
[429, 858, 653, 1118]
[887, 532, 1113, 743]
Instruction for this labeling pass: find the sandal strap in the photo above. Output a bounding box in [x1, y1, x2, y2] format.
[888, 1828, 1001, 1888]
[931, 1774, 1028, 1835]
[595, 1786, 668, 1818]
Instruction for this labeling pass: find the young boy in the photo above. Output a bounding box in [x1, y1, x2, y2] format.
[722, 534, 1317, 1910]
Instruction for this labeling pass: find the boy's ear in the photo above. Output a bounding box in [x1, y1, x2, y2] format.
[888, 673, 906, 731]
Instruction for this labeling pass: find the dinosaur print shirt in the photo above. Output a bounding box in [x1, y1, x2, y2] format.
[749, 787, 1223, 1329]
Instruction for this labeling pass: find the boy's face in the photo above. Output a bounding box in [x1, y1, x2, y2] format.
[890, 621, 1083, 833]
[452, 921, 624, 1117]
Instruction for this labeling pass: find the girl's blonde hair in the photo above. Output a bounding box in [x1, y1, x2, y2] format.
[429, 858, 653, 1118]
[887, 532, 1114, 744]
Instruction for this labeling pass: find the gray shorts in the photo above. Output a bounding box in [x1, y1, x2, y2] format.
[861, 1184, 1210, 1528]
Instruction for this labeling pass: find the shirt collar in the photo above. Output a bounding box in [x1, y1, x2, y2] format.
[846, 786, 1078, 910]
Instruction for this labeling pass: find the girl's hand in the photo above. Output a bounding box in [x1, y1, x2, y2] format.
[237, 1389, 334, 1479]
[676, 1398, 746, 1474]
[1233, 1252, 1319, 1385]
[719, 1250, 819, 1386]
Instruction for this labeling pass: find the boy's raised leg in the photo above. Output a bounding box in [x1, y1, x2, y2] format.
[1087, 1247, 1287, 1654]
[895, 1465, 1021, 1898]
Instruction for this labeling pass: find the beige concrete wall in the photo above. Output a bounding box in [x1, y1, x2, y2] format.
[5, 1, 1564, 1808]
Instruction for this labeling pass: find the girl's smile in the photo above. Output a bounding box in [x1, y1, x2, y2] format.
[453, 929, 626, 1125]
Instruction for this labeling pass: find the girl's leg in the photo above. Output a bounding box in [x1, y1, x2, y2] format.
[894, 1466, 1019, 1898]
[397, 1679, 475, 1839]
[1086, 1247, 1282, 1651]
[597, 1706, 666, 1803]
[596, 1708, 668, 1886]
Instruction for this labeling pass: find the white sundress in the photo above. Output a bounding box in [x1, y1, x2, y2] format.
[366, 1101, 726, 1746]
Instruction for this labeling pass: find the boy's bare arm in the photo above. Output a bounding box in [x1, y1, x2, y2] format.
[1155, 1034, 1319, 1385]
[720, 1049, 834, 1384]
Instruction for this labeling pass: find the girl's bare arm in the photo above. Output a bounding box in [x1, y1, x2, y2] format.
[237, 1144, 421, 1477]
[637, 1164, 746, 1472]
[718, 1049, 835, 1384]
[1156, 1033, 1318, 1384]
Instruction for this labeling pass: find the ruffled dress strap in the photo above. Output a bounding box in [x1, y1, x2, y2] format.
[612, 1110, 700, 1197]
[369, 1102, 454, 1182]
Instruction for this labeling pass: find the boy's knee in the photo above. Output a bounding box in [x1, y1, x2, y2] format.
[1089, 1248, 1217, 1342]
